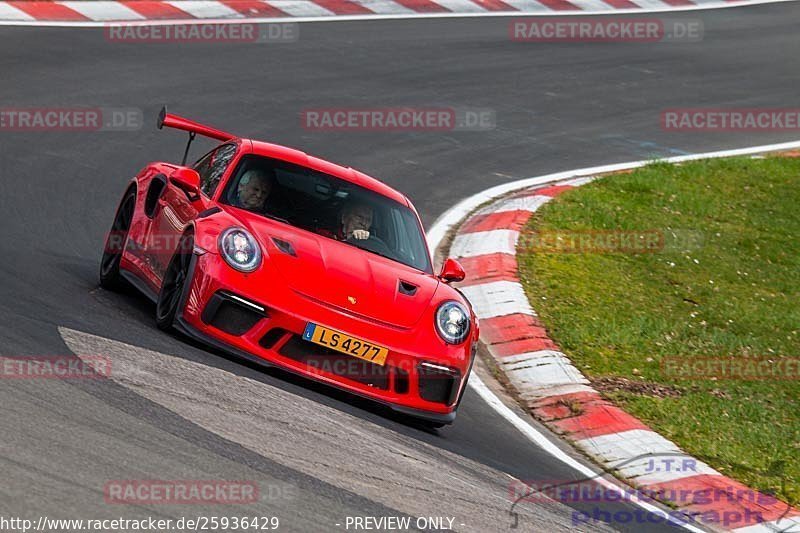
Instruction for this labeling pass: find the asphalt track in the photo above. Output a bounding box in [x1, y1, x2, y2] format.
[1, 4, 799, 532]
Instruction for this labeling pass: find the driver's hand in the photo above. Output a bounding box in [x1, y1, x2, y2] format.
[352, 229, 370, 240]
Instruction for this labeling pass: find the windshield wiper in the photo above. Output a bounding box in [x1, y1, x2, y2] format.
[343, 240, 401, 265]
[263, 212, 290, 225]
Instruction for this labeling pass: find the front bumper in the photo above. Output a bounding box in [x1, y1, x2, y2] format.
[176, 252, 474, 424]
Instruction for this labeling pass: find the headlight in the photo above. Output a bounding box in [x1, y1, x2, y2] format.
[435, 301, 470, 344]
[219, 227, 261, 272]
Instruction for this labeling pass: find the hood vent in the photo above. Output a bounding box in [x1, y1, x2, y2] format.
[398, 280, 418, 296]
[272, 237, 297, 257]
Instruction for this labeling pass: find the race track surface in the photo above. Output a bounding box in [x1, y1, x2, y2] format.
[1, 5, 798, 531]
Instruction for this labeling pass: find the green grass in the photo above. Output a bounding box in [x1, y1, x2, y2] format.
[517, 156, 800, 504]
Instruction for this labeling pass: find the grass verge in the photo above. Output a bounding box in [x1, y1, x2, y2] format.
[517, 155, 800, 503]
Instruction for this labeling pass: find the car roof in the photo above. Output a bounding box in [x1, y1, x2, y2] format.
[246, 139, 410, 207]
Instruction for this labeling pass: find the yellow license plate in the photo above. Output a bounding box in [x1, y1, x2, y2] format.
[302, 323, 389, 366]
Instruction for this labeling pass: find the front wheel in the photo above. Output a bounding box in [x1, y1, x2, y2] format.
[156, 233, 194, 331]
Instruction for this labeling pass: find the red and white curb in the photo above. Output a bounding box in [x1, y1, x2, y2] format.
[0, 0, 793, 23]
[429, 141, 800, 532]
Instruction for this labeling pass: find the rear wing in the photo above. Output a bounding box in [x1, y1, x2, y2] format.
[157, 106, 236, 165]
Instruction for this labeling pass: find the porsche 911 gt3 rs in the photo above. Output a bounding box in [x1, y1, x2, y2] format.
[100, 107, 478, 426]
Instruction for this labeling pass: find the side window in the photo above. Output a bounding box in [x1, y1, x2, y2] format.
[391, 209, 412, 263]
[194, 143, 237, 197]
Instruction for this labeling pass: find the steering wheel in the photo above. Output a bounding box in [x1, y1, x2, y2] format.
[346, 234, 393, 258]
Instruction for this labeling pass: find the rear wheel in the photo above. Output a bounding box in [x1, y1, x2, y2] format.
[99, 189, 135, 291]
[156, 233, 194, 331]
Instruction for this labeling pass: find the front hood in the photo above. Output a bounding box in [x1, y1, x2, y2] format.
[234, 210, 439, 329]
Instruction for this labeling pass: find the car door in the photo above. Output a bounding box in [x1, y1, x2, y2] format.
[146, 143, 238, 283]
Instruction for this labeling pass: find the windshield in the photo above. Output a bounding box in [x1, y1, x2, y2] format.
[221, 155, 432, 274]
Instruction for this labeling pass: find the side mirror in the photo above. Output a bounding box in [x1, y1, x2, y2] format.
[170, 167, 201, 194]
[439, 258, 466, 283]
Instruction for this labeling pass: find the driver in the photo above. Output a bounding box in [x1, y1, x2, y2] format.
[236, 169, 273, 211]
[340, 202, 374, 241]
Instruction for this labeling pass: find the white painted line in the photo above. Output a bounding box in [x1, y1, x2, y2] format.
[4, 0, 794, 26]
[164, 0, 244, 18]
[466, 374, 707, 532]
[450, 229, 518, 257]
[352, 0, 415, 13]
[569, 0, 617, 10]
[430, 0, 487, 11]
[492, 194, 552, 214]
[460, 280, 535, 318]
[0, 2, 34, 20]
[629, 0, 672, 8]
[267, 0, 337, 16]
[502, 0, 556, 11]
[59, 1, 146, 20]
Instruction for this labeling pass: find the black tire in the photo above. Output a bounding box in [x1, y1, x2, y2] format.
[99, 189, 136, 291]
[155, 233, 194, 331]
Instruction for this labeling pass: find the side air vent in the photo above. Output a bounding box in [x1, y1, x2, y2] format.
[144, 174, 167, 219]
[398, 280, 418, 296]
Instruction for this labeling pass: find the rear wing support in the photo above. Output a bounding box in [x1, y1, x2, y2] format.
[157, 106, 236, 166]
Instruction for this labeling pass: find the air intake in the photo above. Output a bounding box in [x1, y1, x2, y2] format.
[398, 280, 418, 296]
[201, 292, 265, 336]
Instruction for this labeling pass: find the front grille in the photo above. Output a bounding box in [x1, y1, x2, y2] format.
[279, 335, 390, 390]
[418, 364, 460, 405]
[201, 292, 264, 336]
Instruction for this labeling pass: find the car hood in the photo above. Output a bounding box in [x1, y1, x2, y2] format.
[234, 210, 439, 329]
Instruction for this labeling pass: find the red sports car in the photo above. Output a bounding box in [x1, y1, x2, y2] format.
[100, 108, 478, 426]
